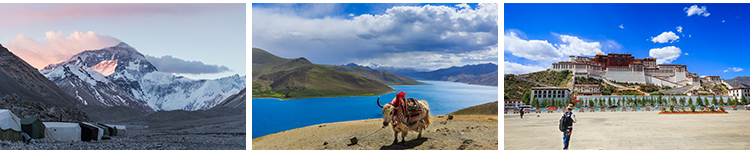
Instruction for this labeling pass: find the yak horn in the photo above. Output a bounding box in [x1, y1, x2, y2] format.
[377, 96, 383, 108]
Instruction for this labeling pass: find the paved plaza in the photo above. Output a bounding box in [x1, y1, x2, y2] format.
[504, 109, 750, 150]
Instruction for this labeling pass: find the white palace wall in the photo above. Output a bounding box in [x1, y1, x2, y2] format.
[644, 75, 680, 87]
[604, 68, 646, 84]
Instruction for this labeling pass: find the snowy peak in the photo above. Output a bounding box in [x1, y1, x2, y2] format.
[91, 60, 118, 76]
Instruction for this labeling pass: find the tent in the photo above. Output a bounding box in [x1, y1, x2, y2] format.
[90, 123, 109, 137]
[0, 109, 22, 142]
[79, 122, 103, 141]
[96, 123, 116, 136]
[20, 118, 45, 139]
[42, 122, 81, 142]
[104, 124, 126, 136]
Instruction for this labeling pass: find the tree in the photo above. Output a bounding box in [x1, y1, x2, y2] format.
[704, 97, 709, 106]
[679, 97, 686, 106]
[588, 99, 594, 108]
[742, 95, 748, 105]
[688, 97, 693, 106]
[719, 96, 725, 106]
[538, 98, 545, 107]
[522, 91, 532, 107]
[712, 96, 717, 106]
[697, 96, 703, 106]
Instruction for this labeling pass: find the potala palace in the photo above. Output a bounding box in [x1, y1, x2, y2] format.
[506, 53, 745, 107]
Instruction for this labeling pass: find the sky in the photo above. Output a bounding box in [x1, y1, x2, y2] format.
[0, 3, 246, 80]
[252, 3, 498, 71]
[505, 3, 750, 80]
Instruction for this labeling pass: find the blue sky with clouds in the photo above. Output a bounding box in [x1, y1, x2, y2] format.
[253, 3, 498, 70]
[505, 3, 750, 80]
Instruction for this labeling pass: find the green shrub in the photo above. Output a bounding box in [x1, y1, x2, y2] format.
[690, 104, 696, 112]
[719, 107, 725, 112]
[709, 106, 715, 112]
[669, 105, 675, 112]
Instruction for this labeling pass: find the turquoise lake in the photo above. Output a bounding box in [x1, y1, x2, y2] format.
[251, 80, 498, 138]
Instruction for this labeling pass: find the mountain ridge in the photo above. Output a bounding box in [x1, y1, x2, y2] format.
[252, 48, 395, 99]
[43, 42, 245, 111]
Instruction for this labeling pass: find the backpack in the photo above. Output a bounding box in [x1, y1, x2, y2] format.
[559, 111, 573, 132]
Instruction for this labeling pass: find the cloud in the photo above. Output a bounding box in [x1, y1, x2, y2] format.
[651, 31, 680, 43]
[145, 55, 231, 74]
[689, 35, 692, 38]
[253, 3, 498, 70]
[723, 67, 743, 73]
[684, 53, 689, 55]
[504, 61, 545, 74]
[619, 24, 624, 29]
[357, 47, 497, 70]
[722, 20, 725, 23]
[348, 13, 354, 17]
[456, 3, 471, 9]
[649, 46, 681, 64]
[504, 31, 561, 61]
[676, 26, 683, 33]
[0, 3, 240, 27]
[684, 5, 710, 17]
[556, 34, 603, 56]
[4, 31, 121, 69]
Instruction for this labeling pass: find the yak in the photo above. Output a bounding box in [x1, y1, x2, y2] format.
[377, 95, 430, 144]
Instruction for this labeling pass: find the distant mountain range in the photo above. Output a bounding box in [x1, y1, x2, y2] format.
[252, 48, 396, 99]
[322, 65, 425, 86]
[345, 63, 498, 86]
[41, 42, 245, 112]
[725, 76, 750, 88]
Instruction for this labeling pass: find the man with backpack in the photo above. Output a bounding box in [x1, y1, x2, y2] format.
[560, 104, 577, 150]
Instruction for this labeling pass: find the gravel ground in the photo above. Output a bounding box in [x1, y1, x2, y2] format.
[0, 125, 245, 150]
[252, 115, 497, 150]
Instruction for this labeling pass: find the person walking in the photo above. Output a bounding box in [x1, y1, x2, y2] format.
[520, 107, 525, 119]
[562, 104, 577, 150]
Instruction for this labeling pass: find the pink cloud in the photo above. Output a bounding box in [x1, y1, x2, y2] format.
[0, 3, 239, 27]
[5, 31, 121, 69]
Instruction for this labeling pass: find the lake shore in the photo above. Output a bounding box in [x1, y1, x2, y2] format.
[252, 114, 497, 150]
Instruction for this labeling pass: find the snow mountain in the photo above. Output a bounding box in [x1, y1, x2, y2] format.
[40, 58, 154, 113]
[42, 42, 246, 111]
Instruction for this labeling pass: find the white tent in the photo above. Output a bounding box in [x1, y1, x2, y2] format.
[0, 109, 22, 141]
[81, 122, 103, 141]
[104, 124, 126, 136]
[42, 122, 81, 142]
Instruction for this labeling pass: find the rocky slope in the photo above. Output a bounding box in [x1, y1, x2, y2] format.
[0, 43, 89, 122]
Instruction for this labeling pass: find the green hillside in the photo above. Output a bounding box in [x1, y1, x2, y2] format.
[525, 69, 572, 87]
[252, 48, 395, 99]
[322, 65, 426, 86]
[448, 101, 498, 115]
[504, 74, 541, 99]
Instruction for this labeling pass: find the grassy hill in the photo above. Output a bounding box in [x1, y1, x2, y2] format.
[448, 101, 498, 115]
[252, 48, 395, 99]
[525, 69, 572, 87]
[504, 74, 541, 99]
[322, 65, 426, 86]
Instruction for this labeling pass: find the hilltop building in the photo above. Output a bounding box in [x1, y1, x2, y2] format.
[552, 53, 699, 88]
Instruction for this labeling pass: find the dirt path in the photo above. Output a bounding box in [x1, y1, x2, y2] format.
[252, 115, 497, 150]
